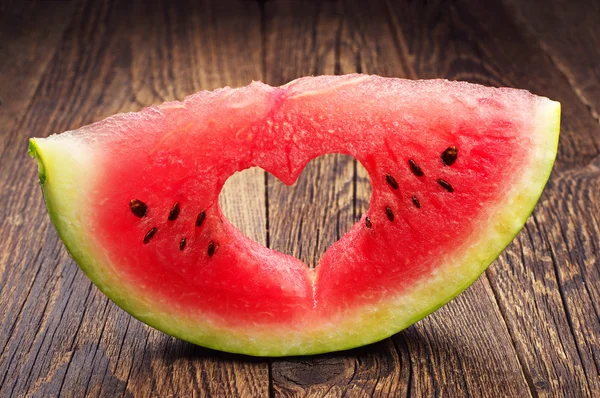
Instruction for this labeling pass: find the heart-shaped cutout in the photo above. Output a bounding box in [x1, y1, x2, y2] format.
[219, 154, 372, 268]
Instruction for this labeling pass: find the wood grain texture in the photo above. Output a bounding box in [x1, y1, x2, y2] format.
[0, 0, 269, 397]
[0, 0, 76, 280]
[342, 0, 533, 396]
[488, 7, 600, 389]
[504, 0, 600, 126]
[430, 1, 600, 395]
[264, 0, 360, 268]
[0, 1, 76, 156]
[0, 0, 598, 396]
[263, 2, 406, 396]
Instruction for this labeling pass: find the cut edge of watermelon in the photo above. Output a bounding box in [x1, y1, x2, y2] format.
[28, 96, 560, 357]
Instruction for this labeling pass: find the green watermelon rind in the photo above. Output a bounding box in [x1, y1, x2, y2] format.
[28, 94, 560, 357]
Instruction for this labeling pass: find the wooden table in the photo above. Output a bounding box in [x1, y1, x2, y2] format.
[1, 0, 598, 396]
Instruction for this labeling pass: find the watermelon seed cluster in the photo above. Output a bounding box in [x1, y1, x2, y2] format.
[129, 200, 216, 256]
[376, 146, 458, 226]
[132, 146, 459, 249]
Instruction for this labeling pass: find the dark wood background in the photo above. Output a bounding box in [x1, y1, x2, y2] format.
[1, 0, 599, 396]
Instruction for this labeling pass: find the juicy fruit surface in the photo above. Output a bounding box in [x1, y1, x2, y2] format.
[31, 74, 560, 355]
[96, 76, 529, 317]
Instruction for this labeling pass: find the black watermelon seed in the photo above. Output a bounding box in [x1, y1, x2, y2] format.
[365, 216, 373, 229]
[168, 202, 181, 221]
[411, 196, 421, 208]
[441, 146, 458, 166]
[408, 159, 424, 177]
[143, 227, 157, 244]
[196, 211, 206, 227]
[129, 199, 148, 218]
[179, 238, 186, 251]
[385, 174, 399, 190]
[207, 241, 216, 257]
[437, 179, 454, 192]
[385, 207, 395, 222]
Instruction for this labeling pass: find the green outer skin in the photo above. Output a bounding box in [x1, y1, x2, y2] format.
[28, 98, 560, 357]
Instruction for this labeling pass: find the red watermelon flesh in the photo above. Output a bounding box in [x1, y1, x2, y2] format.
[29, 74, 560, 356]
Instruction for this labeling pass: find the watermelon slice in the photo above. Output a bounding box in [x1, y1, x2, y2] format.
[29, 74, 560, 356]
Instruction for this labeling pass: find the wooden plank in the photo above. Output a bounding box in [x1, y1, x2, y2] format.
[263, 1, 406, 397]
[264, 0, 358, 268]
[0, 0, 270, 396]
[265, 0, 532, 396]
[341, 0, 534, 396]
[0, 1, 77, 396]
[0, 1, 76, 157]
[0, 0, 597, 396]
[385, 0, 600, 173]
[489, 5, 600, 387]
[396, 280, 533, 397]
[503, 0, 600, 126]
[0, 0, 145, 395]
[383, 0, 600, 395]
[453, 1, 600, 395]
[0, 0, 76, 276]
[272, 340, 407, 398]
[490, 187, 600, 395]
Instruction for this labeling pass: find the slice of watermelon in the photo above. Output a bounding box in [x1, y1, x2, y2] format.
[29, 74, 560, 356]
